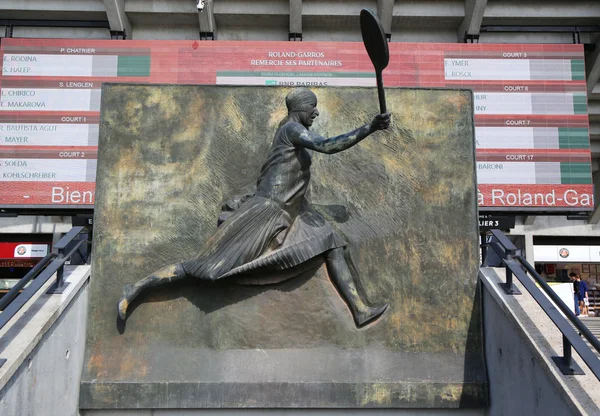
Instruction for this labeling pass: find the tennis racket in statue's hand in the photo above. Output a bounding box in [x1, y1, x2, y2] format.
[360, 8, 389, 114]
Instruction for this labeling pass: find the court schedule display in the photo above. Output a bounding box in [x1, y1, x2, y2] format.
[0, 39, 592, 210]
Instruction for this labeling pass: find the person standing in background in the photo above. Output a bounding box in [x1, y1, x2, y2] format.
[569, 272, 581, 316]
[577, 274, 589, 317]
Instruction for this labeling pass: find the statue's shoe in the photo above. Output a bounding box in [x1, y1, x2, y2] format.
[355, 303, 389, 327]
[117, 284, 133, 320]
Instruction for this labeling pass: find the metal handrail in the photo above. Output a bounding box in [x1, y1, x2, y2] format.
[487, 229, 600, 379]
[517, 257, 600, 355]
[0, 253, 57, 311]
[0, 227, 90, 368]
[53, 226, 86, 250]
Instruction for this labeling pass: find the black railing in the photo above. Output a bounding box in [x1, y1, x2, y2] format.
[0, 226, 90, 368]
[486, 229, 600, 379]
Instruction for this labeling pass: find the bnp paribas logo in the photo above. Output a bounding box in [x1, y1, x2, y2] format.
[266, 80, 278, 85]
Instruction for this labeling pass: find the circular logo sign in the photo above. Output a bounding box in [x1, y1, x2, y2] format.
[16, 246, 27, 256]
[558, 248, 570, 259]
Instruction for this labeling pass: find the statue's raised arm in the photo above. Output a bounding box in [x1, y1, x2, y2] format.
[282, 88, 390, 154]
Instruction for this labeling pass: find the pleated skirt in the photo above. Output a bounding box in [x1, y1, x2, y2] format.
[181, 196, 345, 281]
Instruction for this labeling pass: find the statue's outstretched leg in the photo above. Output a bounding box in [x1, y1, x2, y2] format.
[325, 247, 388, 327]
[117, 263, 187, 320]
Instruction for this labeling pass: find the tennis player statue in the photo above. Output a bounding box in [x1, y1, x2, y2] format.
[118, 87, 391, 327]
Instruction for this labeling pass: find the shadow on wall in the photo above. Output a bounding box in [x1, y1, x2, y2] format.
[461, 283, 489, 407]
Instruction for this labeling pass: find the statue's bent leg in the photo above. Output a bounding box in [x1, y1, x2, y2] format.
[325, 247, 388, 327]
[117, 263, 187, 320]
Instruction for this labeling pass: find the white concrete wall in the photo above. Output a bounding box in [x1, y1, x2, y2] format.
[0, 267, 90, 416]
[11, 26, 110, 39]
[82, 410, 485, 415]
[513, 216, 600, 237]
[479, 32, 584, 44]
[480, 267, 600, 415]
[510, 215, 600, 263]
[0, 216, 73, 247]
[132, 25, 200, 40]
[483, 288, 578, 415]
[216, 26, 288, 41]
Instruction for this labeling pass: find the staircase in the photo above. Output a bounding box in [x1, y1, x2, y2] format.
[579, 318, 600, 359]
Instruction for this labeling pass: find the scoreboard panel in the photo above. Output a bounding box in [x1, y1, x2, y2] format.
[0, 39, 592, 210]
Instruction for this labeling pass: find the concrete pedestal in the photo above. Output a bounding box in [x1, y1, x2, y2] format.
[80, 85, 486, 410]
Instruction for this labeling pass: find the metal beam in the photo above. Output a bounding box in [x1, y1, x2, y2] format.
[0, 19, 109, 28]
[376, 0, 393, 37]
[457, 0, 488, 42]
[590, 140, 600, 155]
[587, 35, 600, 95]
[198, 0, 216, 39]
[589, 168, 600, 224]
[289, 0, 302, 39]
[103, 0, 131, 37]
[481, 25, 600, 33]
[588, 206, 600, 224]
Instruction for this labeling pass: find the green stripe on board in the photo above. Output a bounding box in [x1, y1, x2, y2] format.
[571, 59, 585, 81]
[216, 71, 375, 78]
[117, 55, 151, 77]
[558, 128, 590, 149]
[573, 93, 588, 114]
[560, 162, 592, 184]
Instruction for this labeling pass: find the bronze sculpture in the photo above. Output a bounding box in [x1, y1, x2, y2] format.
[117, 87, 391, 327]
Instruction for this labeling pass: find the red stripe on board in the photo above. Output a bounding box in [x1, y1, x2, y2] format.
[474, 115, 589, 128]
[0, 146, 97, 159]
[0, 112, 99, 123]
[0, 181, 95, 205]
[476, 149, 591, 163]
[445, 81, 587, 93]
[0, 78, 150, 87]
[478, 184, 593, 208]
[444, 51, 583, 59]
[2, 46, 151, 55]
[1, 79, 102, 89]
[0, 242, 49, 259]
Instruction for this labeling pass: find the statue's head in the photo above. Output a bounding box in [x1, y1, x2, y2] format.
[286, 87, 319, 128]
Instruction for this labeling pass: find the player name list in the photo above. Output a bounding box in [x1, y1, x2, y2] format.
[0, 45, 150, 198]
[0, 80, 102, 112]
[443, 49, 590, 192]
[2, 47, 151, 77]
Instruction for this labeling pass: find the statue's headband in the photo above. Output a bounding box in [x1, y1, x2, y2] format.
[286, 88, 317, 113]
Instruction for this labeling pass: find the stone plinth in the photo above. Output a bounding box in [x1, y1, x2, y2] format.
[80, 85, 486, 410]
